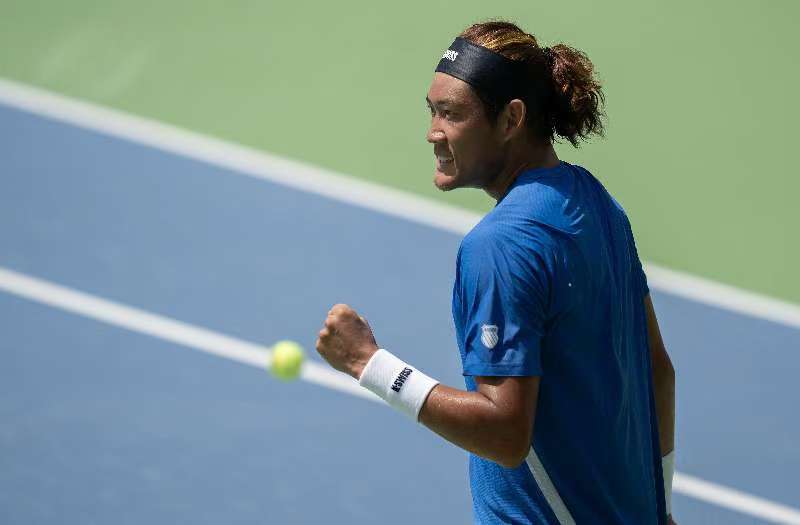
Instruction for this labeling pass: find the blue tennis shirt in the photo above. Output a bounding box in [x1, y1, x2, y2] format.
[452, 161, 666, 524]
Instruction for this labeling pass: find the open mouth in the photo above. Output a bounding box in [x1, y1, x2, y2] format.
[436, 155, 453, 169]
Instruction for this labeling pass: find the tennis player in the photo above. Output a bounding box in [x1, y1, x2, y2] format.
[316, 20, 676, 524]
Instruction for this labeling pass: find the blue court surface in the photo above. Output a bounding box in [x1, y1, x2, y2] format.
[2, 98, 799, 524]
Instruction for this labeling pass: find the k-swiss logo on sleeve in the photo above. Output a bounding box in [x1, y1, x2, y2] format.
[480, 324, 499, 349]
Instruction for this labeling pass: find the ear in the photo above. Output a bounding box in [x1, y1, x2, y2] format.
[499, 99, 527, 141]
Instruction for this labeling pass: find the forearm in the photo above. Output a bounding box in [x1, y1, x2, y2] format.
[418, 384, 532, 468]
[653, 355, 675, 455]
[653, 353, 676, 519]
[352, 348, 539, 469]
[643, 295, 677, 519]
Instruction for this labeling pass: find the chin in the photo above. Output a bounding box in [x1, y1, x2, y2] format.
[433, 170, 460, 192]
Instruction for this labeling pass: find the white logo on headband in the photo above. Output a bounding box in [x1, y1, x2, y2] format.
[442, 49, 459, 62]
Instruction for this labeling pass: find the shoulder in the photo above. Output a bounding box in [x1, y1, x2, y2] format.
[458, 215, 547, 264]
[457, 215, 557, 290]
[461, 193, 562, 258]
[498, 162, 591, 236]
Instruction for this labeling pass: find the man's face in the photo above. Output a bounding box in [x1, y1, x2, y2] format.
[426, 73, 504, 192]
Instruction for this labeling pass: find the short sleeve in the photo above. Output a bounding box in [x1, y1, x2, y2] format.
[455, 228, 551, 377]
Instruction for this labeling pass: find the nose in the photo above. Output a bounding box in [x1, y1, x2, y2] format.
[426, 118, 445, 144]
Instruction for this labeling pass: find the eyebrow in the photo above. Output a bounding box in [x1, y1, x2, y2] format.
[425, 96, 458, 109]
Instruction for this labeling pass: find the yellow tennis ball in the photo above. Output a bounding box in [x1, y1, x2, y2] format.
[270, 340, 305, 381]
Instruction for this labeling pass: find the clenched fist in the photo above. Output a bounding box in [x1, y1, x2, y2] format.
[315, 304, 379, 379]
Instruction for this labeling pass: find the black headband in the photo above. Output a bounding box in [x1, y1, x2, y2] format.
[435, 37, 527, 104]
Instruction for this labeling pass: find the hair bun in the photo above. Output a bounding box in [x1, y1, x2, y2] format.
[459, 20, 605, 147]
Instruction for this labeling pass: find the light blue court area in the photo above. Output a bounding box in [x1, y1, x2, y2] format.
[1, 102, 799, 524]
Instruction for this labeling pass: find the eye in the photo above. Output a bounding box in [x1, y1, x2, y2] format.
[442, 109, 458, 121]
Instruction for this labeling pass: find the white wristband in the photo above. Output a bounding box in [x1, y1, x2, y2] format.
[358, 349, 439, 421]
[662, 450, 675, 517]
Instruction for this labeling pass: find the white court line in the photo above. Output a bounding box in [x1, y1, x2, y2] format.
[0, 77, 798, 329]
[2, 266, 800, 524]
[0, 266, 376, 403]
[674, 474, 800, 525]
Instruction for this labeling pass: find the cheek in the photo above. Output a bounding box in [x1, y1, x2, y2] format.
[453, 130, 491, 169]
[449, 128, 476, 160]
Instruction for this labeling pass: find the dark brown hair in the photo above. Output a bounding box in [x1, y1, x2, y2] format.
[460, 20, 605, 147]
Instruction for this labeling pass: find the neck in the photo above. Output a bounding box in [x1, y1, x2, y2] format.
[484, 142, 560, 201]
